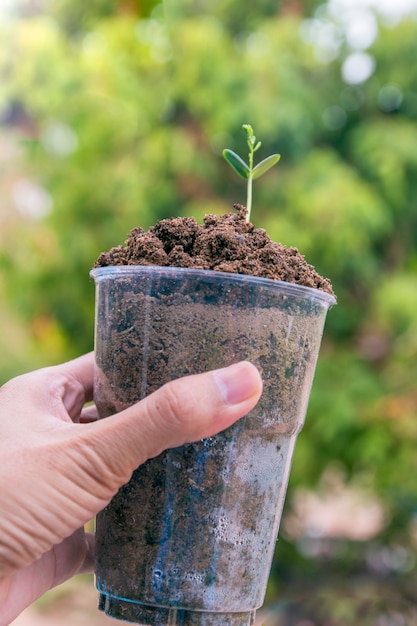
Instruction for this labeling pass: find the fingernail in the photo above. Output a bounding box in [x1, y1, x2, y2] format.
[214, 362, 261, 406]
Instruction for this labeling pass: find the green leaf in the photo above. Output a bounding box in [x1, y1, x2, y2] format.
[242, 123, 253, 135]
[222, 149, 251, 179]
[252, 154, 281, 180]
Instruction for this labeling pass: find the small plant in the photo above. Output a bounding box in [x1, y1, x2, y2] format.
[223, 124, 281, 222]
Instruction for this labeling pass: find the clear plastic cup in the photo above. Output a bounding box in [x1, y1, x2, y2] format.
[91, 266, 335, 626]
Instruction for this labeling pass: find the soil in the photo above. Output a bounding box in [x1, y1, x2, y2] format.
[92, 206, 335, 626]
[94, 205, 334, 297]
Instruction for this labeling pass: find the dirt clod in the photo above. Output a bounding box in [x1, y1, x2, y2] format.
[95, 205, 334, 297]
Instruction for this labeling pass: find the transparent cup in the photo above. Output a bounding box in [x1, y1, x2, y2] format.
[91, 266, 335, 626]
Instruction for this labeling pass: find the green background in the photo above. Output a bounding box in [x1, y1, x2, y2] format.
[2, 1, 417, 622]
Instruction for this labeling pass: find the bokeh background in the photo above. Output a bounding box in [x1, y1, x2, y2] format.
[2, 0, 417, 624]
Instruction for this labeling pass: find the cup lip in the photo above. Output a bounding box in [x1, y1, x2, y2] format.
[90, 265, 336, 308]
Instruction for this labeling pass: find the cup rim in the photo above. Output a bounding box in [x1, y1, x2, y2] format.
[90, 265, 336, 308]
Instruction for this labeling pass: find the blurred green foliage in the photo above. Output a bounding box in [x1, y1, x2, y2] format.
[1, 0, 417, 621]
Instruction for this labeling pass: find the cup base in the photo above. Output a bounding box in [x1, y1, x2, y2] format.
[98, 593, 257, 625]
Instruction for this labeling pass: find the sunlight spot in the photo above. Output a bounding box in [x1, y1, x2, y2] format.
[323, 105, 347, 130]
[342, 52, 376, 84]
[246, 31, 271, 57]
[12, 179, 53, 219]
[41, 120, 78, 157]
[344, 10, 378, 50]
[378, 84, 404, 112]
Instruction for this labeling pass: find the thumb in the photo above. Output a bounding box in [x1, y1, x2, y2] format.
[82, 361, 263, 486]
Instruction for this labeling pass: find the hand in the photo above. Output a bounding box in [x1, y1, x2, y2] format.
[0, 353, 262, 624]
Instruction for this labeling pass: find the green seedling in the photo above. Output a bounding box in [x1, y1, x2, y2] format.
[223, 124, 281, 222]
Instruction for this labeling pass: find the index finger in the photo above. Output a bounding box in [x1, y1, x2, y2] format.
[56, 352, 95, 406]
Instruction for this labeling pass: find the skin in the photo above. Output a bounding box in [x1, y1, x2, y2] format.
[0, 352, 262, 625]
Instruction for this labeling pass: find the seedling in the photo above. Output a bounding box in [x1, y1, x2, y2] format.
[223, 124, 281, 222]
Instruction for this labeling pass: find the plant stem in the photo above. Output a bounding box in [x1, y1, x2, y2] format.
[246, 127, 255, 222]
[246, 175, 253, 222]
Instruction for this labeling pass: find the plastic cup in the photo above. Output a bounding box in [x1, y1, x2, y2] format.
[91, 266, 335, 626]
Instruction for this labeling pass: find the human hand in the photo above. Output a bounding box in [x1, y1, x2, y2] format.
[0, 352, 262, 625]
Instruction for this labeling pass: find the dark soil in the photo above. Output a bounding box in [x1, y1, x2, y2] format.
[94, 205, 334, 297]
